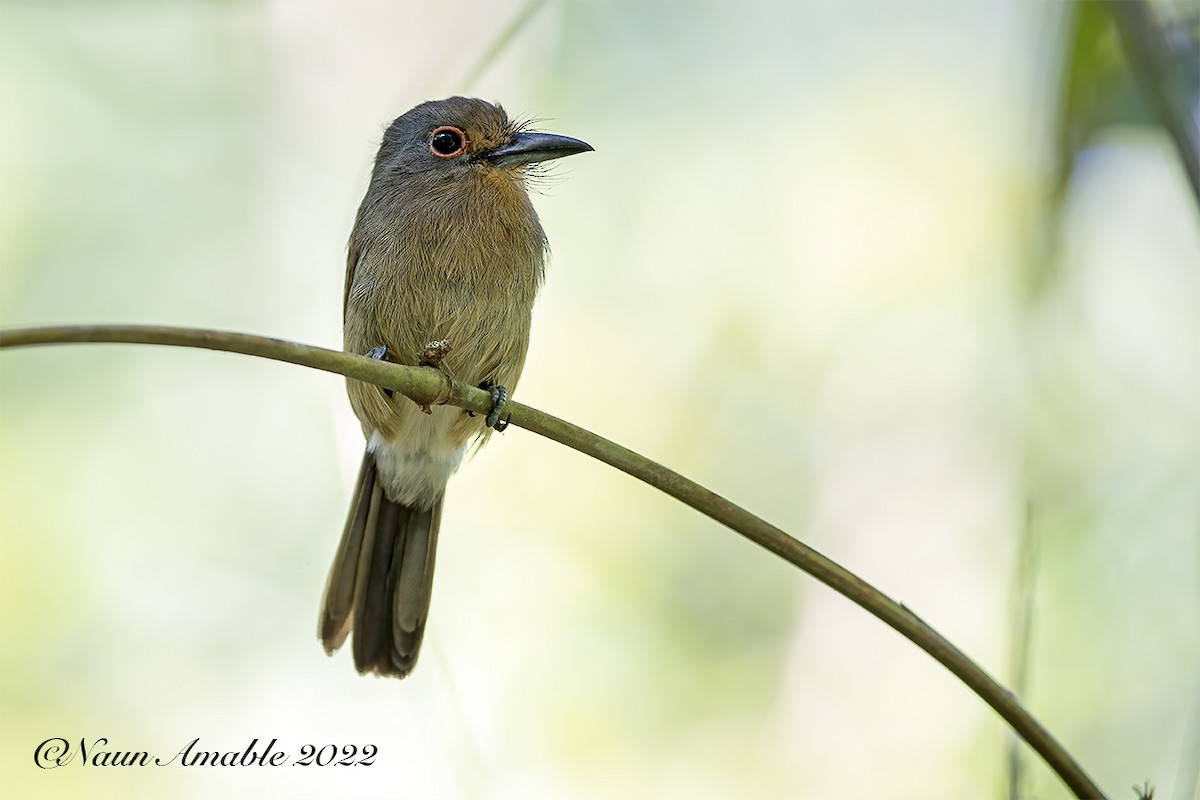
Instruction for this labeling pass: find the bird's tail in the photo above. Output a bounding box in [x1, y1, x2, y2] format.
[319, 452, 441, 678]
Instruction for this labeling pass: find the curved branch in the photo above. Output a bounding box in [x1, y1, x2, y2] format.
[0, 324, 1108, 800]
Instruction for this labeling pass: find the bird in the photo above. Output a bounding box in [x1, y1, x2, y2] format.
[318, 97, 592, 678]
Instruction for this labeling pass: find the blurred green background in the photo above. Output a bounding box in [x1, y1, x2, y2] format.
[2, 2, 1197, 799]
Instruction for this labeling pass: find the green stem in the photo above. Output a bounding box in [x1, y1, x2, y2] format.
[0, 324, 1108, 799]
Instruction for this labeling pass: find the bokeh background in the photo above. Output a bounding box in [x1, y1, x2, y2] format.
[2, 2, 1197, 799]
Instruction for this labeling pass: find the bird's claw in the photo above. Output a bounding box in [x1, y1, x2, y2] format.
[486, 385, 510, 430]
[468, 384, 510, 431]
[365, 345, 393, 398]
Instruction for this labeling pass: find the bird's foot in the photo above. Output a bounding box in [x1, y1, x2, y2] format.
[468, 383, 510, 431]
[365, 345, 394, 398]
[484, 384, 510, 431]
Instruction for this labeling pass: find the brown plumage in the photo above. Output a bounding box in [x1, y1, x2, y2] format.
[318, 97, 591, 678]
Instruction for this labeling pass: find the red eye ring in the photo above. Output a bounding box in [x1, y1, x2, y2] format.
[429, 126, 468, 158]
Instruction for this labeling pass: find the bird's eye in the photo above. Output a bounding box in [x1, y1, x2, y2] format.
[429, 126, 467, 158]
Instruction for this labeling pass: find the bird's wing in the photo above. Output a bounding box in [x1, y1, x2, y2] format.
[343, 238, 366, 320]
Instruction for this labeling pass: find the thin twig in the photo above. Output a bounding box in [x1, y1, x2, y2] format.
[0, 324, 1109, 800]
[457, 0, 549, 93]
[1007, 495, 1042, 800]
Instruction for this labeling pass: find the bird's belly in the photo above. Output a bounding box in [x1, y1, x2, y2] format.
[345, 279, 533, 507]
[367, 408, 467, 508]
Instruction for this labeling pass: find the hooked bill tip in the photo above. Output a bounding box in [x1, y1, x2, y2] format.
[487, 131, 593, 168]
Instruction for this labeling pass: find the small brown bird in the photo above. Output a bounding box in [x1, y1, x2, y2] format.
[318, 97, 591, 678]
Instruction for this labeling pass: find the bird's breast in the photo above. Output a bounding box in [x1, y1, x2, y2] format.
[343, 176, 547, 447]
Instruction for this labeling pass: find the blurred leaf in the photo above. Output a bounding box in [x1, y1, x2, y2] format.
[1029, 0, 1199, 301]
[1055, 2, 1150, 194]
[1056, 0, 1200, 198]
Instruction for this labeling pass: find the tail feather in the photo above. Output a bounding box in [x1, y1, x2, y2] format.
[319, 452, 441, 678]
[319, 456, 375, 650]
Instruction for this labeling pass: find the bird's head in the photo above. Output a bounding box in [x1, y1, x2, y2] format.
[375, 96, 592, 180]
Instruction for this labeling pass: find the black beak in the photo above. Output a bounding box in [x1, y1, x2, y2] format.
[487, 131, 593, 168]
